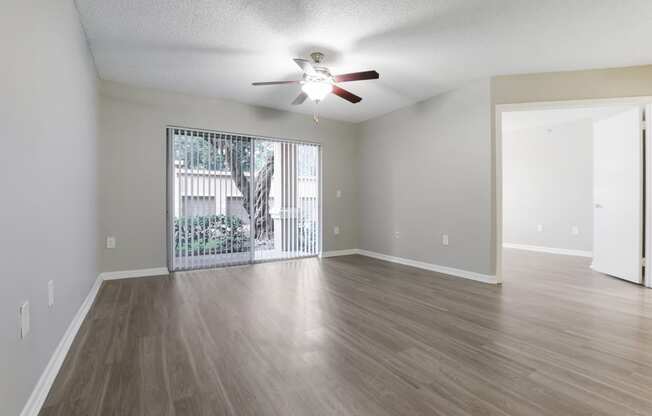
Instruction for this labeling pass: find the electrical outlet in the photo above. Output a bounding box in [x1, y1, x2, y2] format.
[336, 189, 342, 198]
[333, 226, 340, 236]
[442, 234, 449, 246]
[571, 226, 579, 235]
[395, 231, 400, 239]
[106, 236, 116, 249]
[537, 224, 543, 232]
[48, 280, 55, 307]
[20, 301, 30, 339]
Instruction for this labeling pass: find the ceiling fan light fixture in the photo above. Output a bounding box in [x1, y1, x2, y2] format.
[252, 52, 376, 107]
[302, 81, 333, 101]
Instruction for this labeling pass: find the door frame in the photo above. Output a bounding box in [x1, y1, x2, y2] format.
[494, 96, 652, 288]
[165, 125, 323, 272]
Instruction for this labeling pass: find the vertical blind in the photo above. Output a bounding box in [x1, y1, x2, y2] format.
[168, 127, 320, 271]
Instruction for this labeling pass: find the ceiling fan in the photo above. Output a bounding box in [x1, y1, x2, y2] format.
[252, 52, 379, 106]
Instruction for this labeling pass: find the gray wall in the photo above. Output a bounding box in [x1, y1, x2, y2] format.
[0, 1, 99, 415]
[503, 120, 593, 251]
[99, 81, 359, 272]
[357, 79, 493, 275]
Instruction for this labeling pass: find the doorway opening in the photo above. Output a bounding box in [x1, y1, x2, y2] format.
[166, 127, 321, 271]
[496, 100, 652, 287]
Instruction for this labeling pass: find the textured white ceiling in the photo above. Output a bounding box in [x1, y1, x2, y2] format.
[76, 0, 652, 123]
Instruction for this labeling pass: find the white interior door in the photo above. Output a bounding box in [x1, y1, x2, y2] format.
[592, 107, 643, 283]
[647, 105, 652, 288]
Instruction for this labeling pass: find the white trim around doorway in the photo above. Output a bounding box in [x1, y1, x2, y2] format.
[494, 96, 652, 288]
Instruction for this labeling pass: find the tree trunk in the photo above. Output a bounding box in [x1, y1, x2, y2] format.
[253, 154, 274, 239]
[218, 138, 274, 240]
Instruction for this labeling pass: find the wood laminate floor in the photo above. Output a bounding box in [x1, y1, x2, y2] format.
[40, 250, 652, 415]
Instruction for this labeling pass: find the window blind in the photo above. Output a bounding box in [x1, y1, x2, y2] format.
[168, 127, 320, 271]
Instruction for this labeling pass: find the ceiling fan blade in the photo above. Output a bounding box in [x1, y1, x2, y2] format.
[333, 70, 379, 83]
[291, 92, 308, 105]
[293, 58, 317, 76]
[332, 85, 362, 103]
[252, 80, 300, 86]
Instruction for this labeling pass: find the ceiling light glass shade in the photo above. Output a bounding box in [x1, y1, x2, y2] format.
[302, 81, 333, 101]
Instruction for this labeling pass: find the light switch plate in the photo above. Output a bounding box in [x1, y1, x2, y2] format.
[334, 226, 340, 235]
[336, 190, 342, 198]
[20, 301, 30, 339]
[106, 236, 116, 249]
[442, 234, 449, 246]
[537, 224, 543, 232]
[571, 226, 580, 235]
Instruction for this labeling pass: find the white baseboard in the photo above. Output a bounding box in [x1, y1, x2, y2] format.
[20, 250, 491, 416]
[503, 243, 592, 258]
[319, 249, 360, 258]
[356, 249, 498, 284]
[320, 248, 497, 284]
[21, 266, 169, 415]
[20, 274, 103, 416]
[99, 267, 170, 281]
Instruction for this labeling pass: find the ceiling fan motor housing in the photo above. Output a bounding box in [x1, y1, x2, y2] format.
[310, 51, 325, 64]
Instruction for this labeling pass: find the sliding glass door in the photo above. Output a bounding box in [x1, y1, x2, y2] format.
[167, 127, 320, 271]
